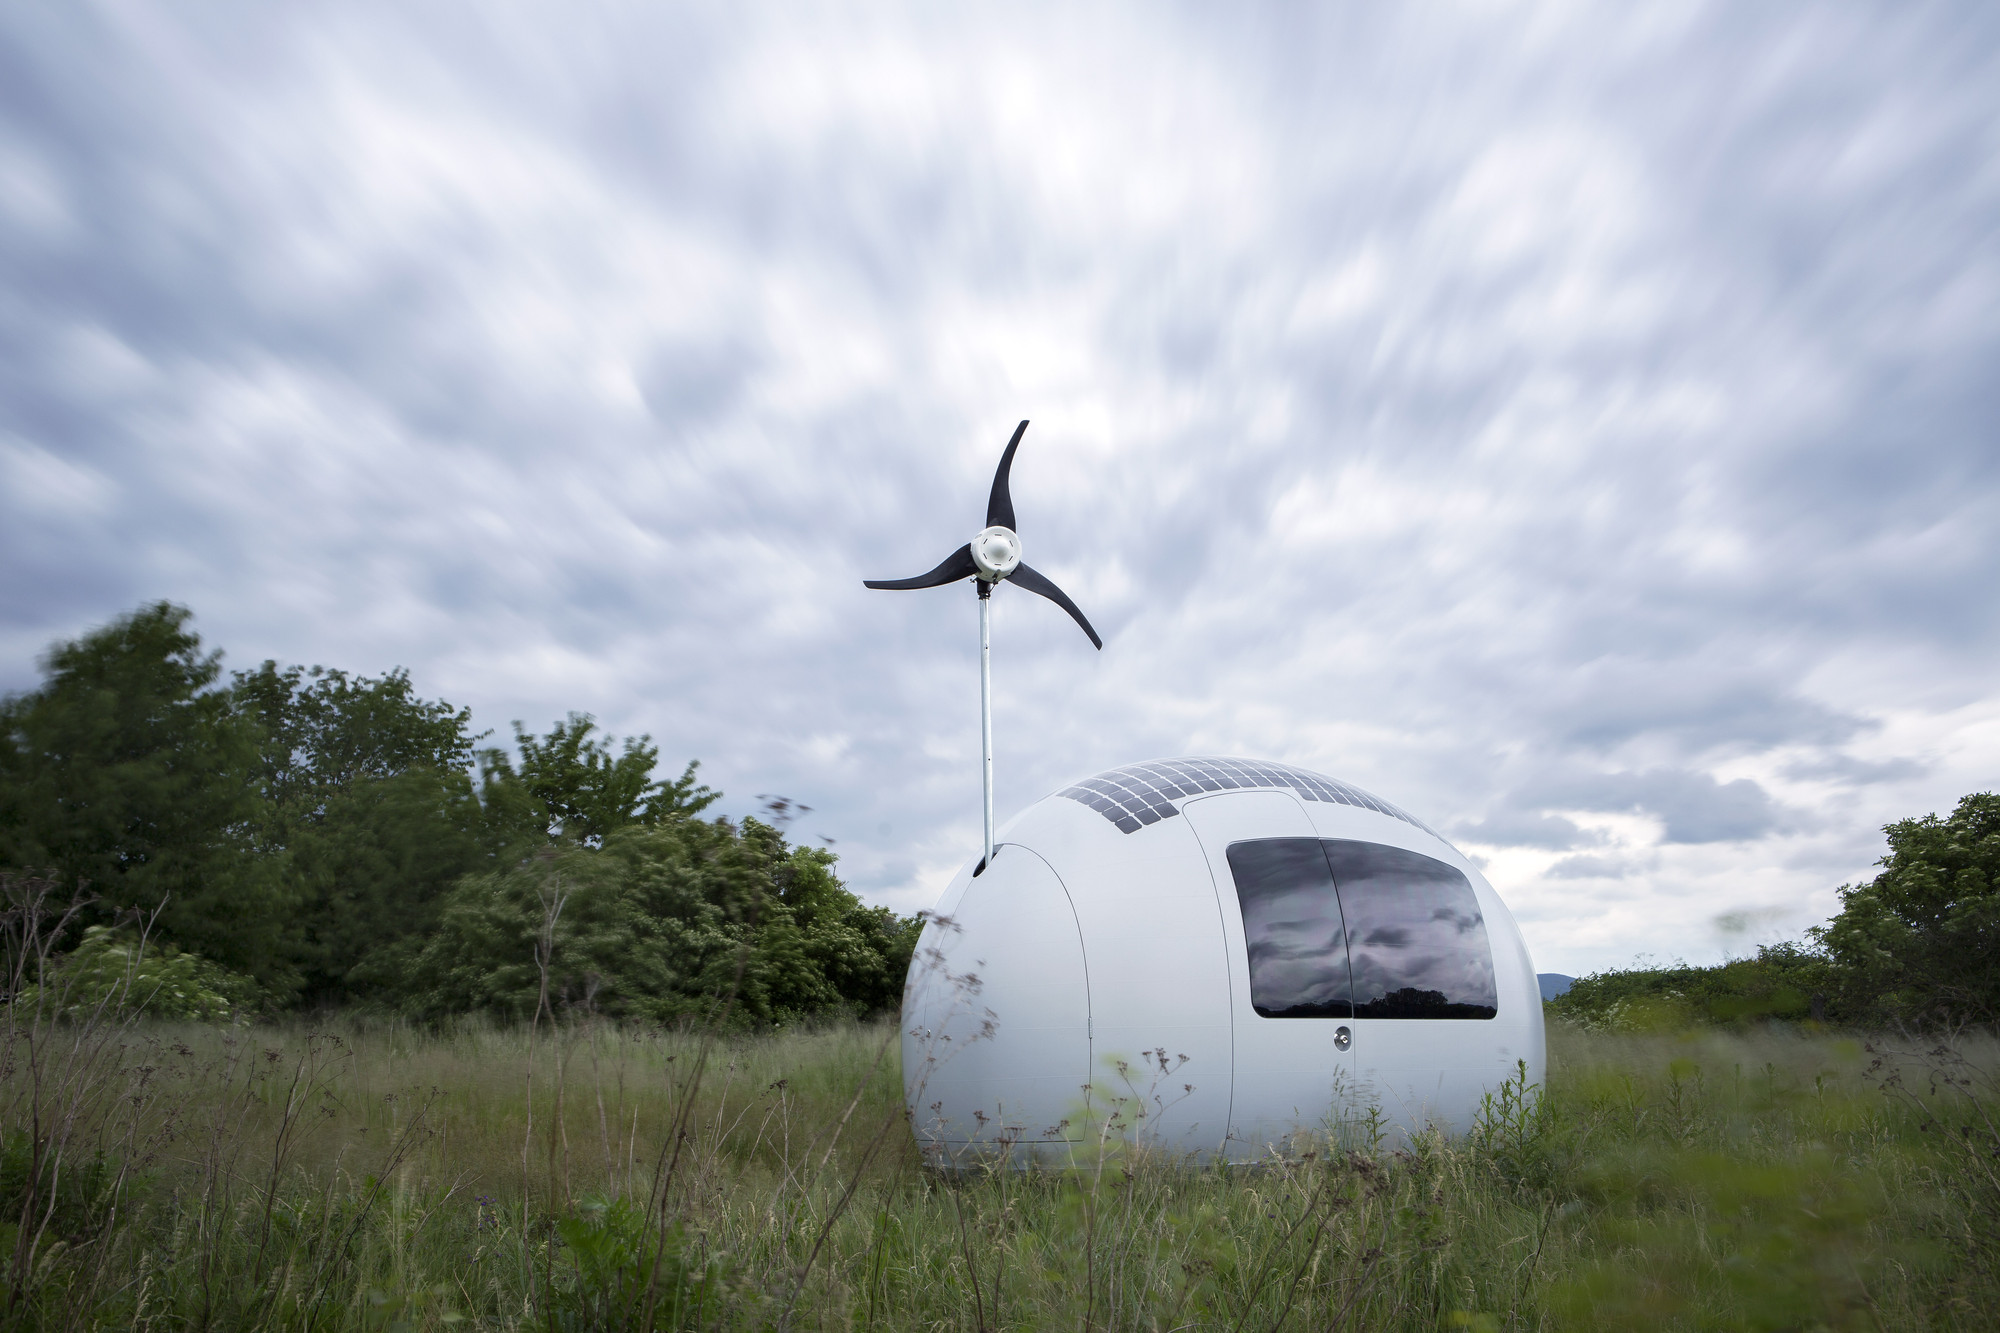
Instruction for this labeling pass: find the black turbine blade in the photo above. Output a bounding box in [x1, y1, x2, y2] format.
[1007, 562, 1103, 649]
[985, 420, 1029, 531]
[863, 544, 979, 590]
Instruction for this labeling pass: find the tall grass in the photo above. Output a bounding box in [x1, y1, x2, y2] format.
[1, 890, 1995, 1327]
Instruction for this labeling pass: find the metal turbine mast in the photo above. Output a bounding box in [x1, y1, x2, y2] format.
[864, 420, 1102, 873]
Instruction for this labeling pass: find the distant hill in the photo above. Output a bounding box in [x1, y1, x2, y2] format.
[1537, 973, 1574, 1001]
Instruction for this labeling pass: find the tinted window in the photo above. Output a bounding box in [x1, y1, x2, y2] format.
[1226, 838, 1352, 1019]
[1321, 840, 1496, 1019]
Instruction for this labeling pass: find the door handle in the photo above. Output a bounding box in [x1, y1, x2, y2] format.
[1334, 1025, 1351, 1051]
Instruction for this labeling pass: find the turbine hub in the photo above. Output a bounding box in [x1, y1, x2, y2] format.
[970, 525, 1022, 581]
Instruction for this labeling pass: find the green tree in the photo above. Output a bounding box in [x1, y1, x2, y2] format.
[760, 825, 916, 1015]
[386, 816, 917, 1026]
[478, 713, 716, 850]
[0, 604, 295, 992]
[232, 663, 487, 1004]
[232, 662, 478, 809]
[1813, 791, 2000, 1026]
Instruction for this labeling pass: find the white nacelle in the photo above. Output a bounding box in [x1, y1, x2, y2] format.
[970, 525, 1021, 580]
[901, 757, 1544, 1163]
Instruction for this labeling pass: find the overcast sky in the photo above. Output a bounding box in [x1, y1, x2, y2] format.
[3, 1, 1996, 975]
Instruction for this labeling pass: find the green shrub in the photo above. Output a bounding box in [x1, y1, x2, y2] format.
[378, 819, 920, 1026]
[16, 924, 259, 1022]
[1548, 942, 1830, 1032]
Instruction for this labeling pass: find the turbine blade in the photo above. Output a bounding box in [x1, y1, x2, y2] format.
[985, 420, 1028, 531]
[863, 544, 979, 590]
[1007, 561, 1103, 649]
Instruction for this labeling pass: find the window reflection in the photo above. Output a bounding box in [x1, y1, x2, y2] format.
[1320, 840, 1496, 1019]
[1226, 838, 1352, 1019]
[1225, 838, 1498, 1021]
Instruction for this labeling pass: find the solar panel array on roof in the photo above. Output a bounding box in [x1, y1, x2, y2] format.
[1056, 757, 1442, 839]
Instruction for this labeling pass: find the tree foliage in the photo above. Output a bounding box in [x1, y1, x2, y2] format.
[233, 661, 489, 1003]
[381, 819, 916, 1025]
[1812, 791, 2000, 1026]
[477, 714, 717, 850]
[0, 605, 913, 1024]
[233, 661, 479, 809]
[0, 603, 294, 992]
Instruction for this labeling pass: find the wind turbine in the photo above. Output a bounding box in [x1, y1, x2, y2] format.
[866, 420, 1102, 874]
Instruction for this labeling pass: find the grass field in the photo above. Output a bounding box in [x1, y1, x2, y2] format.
[1, 1009, 1996, 1330]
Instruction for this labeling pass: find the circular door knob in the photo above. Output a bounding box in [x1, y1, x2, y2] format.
[1334, 1025, 1352, 1051]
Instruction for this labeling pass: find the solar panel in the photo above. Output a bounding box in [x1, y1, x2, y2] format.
[1055, 757, 1442, 840]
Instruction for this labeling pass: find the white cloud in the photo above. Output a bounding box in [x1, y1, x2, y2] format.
[2, 0, 1997, 976]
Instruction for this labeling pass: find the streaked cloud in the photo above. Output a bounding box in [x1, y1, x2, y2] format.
[3, 0, 1995, 974]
